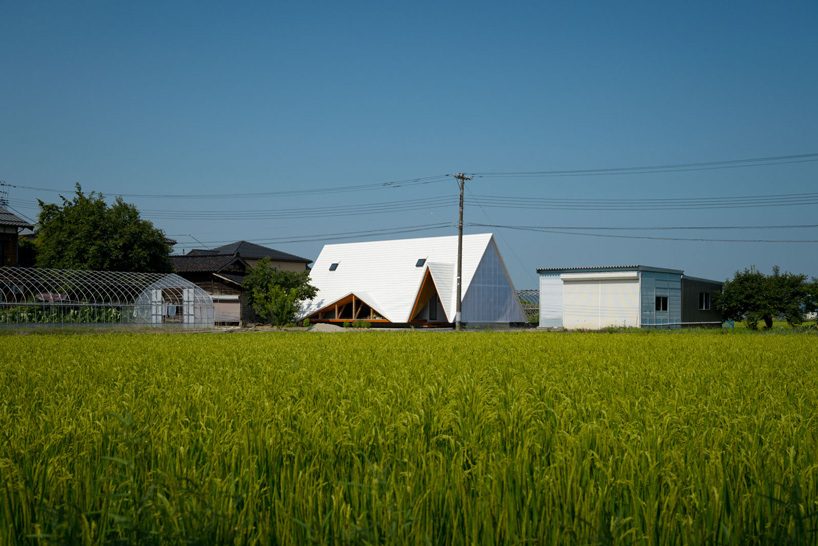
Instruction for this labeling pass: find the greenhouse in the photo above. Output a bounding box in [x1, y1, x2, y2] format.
[0, 267, 214, 328]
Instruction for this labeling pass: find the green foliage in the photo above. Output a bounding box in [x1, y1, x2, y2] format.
[1, 331, 817, 544]
[0, 305, 122, 324]
[716, 266, 810, 329]
[35, 184, 171, 272]
[243, 258, 316, 326]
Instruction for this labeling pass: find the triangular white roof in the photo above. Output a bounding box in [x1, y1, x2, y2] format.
[302, 233, 525, 324]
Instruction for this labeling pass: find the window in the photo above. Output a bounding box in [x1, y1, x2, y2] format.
[699, 292, 711, 311]
[655, 296, 668, 312]
[428, 293, 438, 321]
[416, 258, 426, 268]
[329, 263, 339, 271]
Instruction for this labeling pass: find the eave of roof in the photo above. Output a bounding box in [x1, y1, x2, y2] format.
[0, 207, 34, 229]
[537, 265, 684, 275]
[210, 240, 312, 263]
[682, 275, 724, 285]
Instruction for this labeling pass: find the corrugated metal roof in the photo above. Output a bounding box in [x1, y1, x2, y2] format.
[0, 207, 33, 229]
[302, 233, 497, 323]
[537, 265, 684, 275]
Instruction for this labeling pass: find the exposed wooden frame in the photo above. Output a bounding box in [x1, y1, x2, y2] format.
[308, 293, 388, 323]
[408, 268, 448, 325]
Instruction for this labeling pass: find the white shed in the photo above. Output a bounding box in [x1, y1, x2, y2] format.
[302, 233, 526, 326]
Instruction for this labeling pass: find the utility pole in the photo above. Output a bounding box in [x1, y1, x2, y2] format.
[453, 172, 471, 331]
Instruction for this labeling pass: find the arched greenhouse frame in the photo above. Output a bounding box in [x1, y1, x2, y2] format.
[0, 267, 214, 328]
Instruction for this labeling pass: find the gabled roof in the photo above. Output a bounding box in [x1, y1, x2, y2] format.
[302, 233, 497, 323]
[537, 264, 684, 275]
[170, 254, 245, 273]
[0, 207, 33, 229]
[204, 240, 311, 263]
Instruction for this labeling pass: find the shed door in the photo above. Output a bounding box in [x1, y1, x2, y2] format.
[561, 274, 640, 330]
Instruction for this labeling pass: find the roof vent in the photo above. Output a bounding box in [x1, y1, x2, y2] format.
[329, 263, 339, 271]
[415, 258, 426, 268]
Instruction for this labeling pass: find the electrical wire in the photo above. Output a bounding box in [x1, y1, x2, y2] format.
[170, 222, 456, 249]
[470, 223, 818, 244]
[140, 196, 456, 220]
[470, 222, 818, 231]
[468, 152, 818, 178]
[467, 192, 818, 211]
[0, 174, 452, 200]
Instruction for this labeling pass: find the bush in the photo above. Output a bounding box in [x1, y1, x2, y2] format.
[243, 259, 317, 326]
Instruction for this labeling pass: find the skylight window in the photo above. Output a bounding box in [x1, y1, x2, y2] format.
[415, 258, 426, 267]
[329, 263, 339, 271]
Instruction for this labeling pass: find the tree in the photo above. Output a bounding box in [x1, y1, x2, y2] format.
[806, 278, 818, 324]
[243, 258, 317, 326]
[35, 185, 171, 272]
[716, 266, 809, 329]
[768, 266, 808, 326]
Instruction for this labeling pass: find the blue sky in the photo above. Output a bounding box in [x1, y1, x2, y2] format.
[1, 1, 816, 288]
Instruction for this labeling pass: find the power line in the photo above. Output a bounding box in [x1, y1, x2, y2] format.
[469, 152, 818, 178]
[0, 175, 452, 200]
[471, 223, 818, 244]
[139, 196, 456, 220]
[470, 222, 818, 231]
[467, 191, 818, 211]
[171, 222, 455, 249]
[3, 195, 458, 221]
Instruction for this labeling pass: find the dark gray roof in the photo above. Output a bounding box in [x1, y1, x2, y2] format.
[170, 254, 243, 273]
[0, 207, 33, 229]
[189, 241, 311, 263]
[537, 265, 684, 275]
[682, 275, 724, 286]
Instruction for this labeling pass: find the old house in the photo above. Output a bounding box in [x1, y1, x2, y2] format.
[171, 240, 311, 324]
[0, 206, 33, 267]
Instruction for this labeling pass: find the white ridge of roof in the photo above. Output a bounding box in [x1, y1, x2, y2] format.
[302, 233, 495, 322]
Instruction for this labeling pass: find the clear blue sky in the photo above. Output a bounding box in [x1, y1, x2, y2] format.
[2, 1, 817, 288]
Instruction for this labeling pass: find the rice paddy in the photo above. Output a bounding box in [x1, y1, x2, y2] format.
[1, 331, 816, 545]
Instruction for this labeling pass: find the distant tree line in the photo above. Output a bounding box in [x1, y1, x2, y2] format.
[717, 266, 818, 329]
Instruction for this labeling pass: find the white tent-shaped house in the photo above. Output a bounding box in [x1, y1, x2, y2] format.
[301, 233, 526, 327]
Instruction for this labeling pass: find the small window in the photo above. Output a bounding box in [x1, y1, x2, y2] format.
[329, 263, 339, 271]
[699, 292, 711, 311]
[416, 258, 426, 267]
[655, 296, 668, 312]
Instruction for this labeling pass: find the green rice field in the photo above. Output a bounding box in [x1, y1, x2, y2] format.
[1, 331, 817, 545]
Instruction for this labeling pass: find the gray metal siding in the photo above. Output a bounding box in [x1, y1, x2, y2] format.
[640, 271, 682, 328]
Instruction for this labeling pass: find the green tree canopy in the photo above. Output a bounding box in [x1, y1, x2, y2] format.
[35, 185, 172, 272]
[716, 266, 810, 329]
[243, 258, 317, 326]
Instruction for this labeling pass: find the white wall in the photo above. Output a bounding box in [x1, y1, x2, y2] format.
[538, 274, 563, 327]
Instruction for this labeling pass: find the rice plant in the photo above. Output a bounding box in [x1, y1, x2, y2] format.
[0, 331, 816, 544]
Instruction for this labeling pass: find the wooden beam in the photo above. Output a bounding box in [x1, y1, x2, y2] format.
[409, 268, 441, 322]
